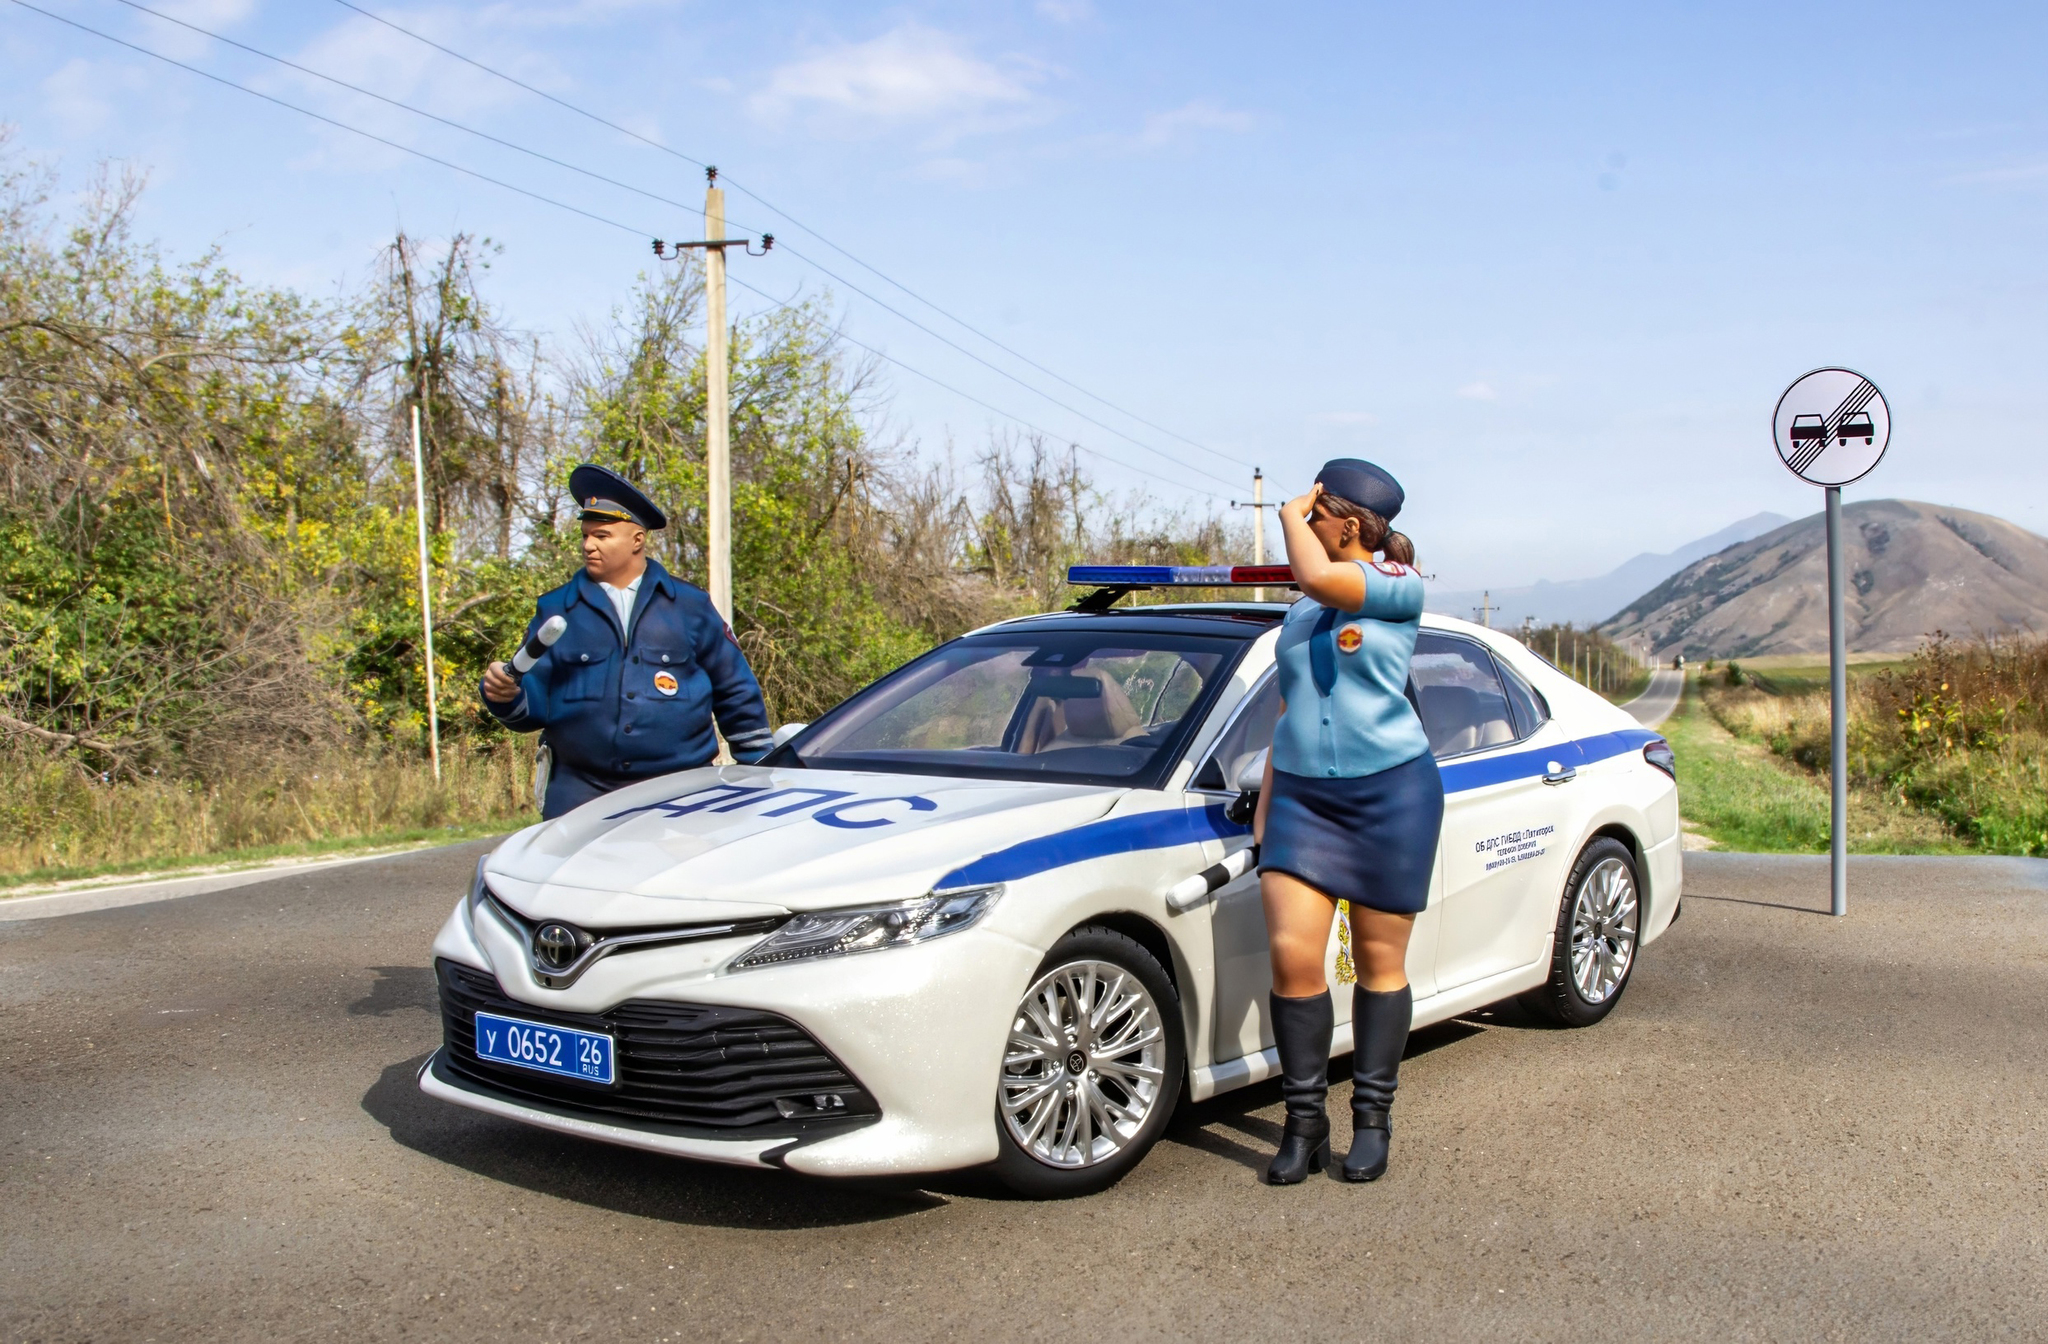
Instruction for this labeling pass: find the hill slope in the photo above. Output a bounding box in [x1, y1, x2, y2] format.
[1601, 500, 2048, 657]
[1426, 511, 1790, 627]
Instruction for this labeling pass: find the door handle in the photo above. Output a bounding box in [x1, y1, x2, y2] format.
[1542, 761, 1577, 785]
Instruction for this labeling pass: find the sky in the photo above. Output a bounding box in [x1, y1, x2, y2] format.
[5, 0, 2046, 590]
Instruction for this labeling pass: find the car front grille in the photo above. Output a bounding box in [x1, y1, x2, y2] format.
[435, 960, 878, 1137]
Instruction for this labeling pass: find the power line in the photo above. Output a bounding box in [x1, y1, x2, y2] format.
[324, 0, 1251, 474]
[726, 272, 1222, 502]
[77, 0, 1242, 492]
[5, 0, 651, 238]
[7, 0, 1218, 499]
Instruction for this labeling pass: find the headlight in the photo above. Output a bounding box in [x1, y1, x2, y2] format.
[733, 885, 1004, 969]
[467, 856, 491, 913]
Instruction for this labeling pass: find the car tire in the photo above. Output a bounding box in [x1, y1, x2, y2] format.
[988, 925, 1185, 1198]
[1521, 837, 1642, 1028]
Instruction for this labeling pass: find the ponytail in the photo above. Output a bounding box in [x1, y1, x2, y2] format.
[1317, 493, 1418, 568]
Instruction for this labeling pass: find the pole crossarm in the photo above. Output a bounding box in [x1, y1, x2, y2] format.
[653, 236, 774, 258]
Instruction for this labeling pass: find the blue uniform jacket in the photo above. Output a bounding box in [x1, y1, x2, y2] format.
[482, 561, 773, 808]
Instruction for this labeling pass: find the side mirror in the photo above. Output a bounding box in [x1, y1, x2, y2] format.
[1225, 747, 1269, 825]
[771, 722, 808, 749]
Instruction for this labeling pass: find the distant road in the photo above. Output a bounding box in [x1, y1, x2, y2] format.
[1622, 668, 1683, 728]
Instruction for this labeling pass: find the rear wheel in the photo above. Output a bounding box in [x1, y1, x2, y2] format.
[989, 926, 1184, 1198]
[1521, 838, 1641, 1027]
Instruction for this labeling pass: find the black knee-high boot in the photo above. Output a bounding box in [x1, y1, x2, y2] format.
[1266, 990, 1333, 1185]
[1344, 984, 1411, 1182]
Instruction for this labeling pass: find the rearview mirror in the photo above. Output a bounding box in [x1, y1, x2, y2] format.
[771, 722, 808, 748]
[1233, 747, 1270, 795]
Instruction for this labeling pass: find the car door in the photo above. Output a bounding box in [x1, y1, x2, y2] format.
[1420, 633, 1578, 994]
[1195, 672, 1441, 1067]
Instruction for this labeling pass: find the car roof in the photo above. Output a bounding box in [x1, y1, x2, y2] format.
[969, 602, 1526, 644]
[966, 602, 1289, 639]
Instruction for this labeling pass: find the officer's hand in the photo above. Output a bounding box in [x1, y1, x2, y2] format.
[482, 661, 520, 704]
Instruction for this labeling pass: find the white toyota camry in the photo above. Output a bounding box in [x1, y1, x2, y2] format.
[421, 566, 1681, 1196]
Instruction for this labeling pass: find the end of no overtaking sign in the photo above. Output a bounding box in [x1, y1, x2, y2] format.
[1773, 367, 1890, 486]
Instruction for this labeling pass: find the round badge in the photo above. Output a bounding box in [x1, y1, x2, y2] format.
[1335, 625, 1364, 654]
[653, 670, 679, 696]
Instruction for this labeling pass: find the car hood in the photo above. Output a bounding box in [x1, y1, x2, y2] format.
[482, 765, 1126, 927]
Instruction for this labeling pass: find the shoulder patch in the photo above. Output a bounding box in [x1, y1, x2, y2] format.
[1371, 561, 1411, 577]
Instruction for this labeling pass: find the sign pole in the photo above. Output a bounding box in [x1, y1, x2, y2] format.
[410, 403, 441, 784]
[1825, 485, 1847, 916]
[1772, 366, 1888, 920]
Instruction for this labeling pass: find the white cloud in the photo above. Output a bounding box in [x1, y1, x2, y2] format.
[1132, 99, 1253, 150]
[41, 58, 154, 137]
[750, 24, 1037, 125]
[1035, 0, 1095, 22]
[131, 0, 258, 60]
[1456, 382, 1499, 401]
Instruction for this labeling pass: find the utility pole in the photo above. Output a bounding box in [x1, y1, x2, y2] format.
[1473, 591, 1493, 628]
[1231, 467, 1277, 601]
[704, 176, 731, 625]
[409, 404, 441, 784]
[650, 168, 773, 627]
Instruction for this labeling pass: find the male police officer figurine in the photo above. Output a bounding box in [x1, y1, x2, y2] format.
[480, 463, 774, 818]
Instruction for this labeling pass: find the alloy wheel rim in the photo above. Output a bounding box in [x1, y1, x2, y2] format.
[1569, 857, 1639, 1005]
[1001, 959, 1167, 1170]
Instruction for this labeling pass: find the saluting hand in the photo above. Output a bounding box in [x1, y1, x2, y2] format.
[482, 660, 520, 704]
[1279, 482, 1323, 527]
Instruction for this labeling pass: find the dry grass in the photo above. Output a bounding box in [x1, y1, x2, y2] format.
[0, 744, 536, 881]
[1700, 634, 2048, 856]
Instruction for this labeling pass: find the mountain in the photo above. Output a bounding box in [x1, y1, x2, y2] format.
[1601, 500, 2048, 658]
[1424, 512, 1791, 629]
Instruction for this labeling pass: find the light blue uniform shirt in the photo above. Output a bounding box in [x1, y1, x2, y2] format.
[1270, 560, 1431, 779]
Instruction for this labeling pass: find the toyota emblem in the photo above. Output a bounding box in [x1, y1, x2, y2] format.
[533, 922, 581, 970]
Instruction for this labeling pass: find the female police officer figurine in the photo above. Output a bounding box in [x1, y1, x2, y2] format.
[1255, 458, 1441, 1184]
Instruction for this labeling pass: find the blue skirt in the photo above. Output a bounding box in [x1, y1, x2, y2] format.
[1258, 753, 1445, 914]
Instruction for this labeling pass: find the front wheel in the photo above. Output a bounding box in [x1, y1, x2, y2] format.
[1521, 838, 1641, 1027]
[989, 926, 1185, 1198]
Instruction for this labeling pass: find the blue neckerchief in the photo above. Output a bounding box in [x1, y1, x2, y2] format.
[1309, 606, 1340, 697]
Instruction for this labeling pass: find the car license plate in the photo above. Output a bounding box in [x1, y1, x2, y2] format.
[473, 1011, 615, 1085]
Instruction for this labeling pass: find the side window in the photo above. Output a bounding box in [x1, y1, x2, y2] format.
[1410, 634, 1517, 758]
[1497, 657, 1550, 739]
[1190, 672, 1280, 791]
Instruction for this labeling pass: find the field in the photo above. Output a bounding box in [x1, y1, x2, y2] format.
[1662, 677, 1962, 854]
[1688, 635, 2048, 856]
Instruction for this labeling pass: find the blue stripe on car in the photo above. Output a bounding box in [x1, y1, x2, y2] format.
[940, 803, 1243, 888]
[937, 728, 1666, 889]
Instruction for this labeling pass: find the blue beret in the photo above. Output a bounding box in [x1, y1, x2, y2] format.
[569, 463, 667, 531]
[1315, 458, 1403, 522]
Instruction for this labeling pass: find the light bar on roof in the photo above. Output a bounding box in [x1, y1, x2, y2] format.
[1065, 564, 1296, 587]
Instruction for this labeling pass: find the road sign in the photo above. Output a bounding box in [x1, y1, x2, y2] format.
[1772, 367, 1890, 486]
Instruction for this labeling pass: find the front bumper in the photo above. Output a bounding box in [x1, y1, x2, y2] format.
[421, 895, 1043, 1177]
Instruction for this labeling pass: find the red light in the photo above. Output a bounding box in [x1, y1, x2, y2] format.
[1229, 565, 1294, 585]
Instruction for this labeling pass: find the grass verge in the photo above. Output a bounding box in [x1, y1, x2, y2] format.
[1663, 679, 1965, 854]
[0, 743, 537, 882]
[0, 818, 516, 894]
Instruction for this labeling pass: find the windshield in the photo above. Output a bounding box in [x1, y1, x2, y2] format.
[779, 629, 1247, 787]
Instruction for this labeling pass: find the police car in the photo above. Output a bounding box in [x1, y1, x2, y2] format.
[421, 566, 1680, 1196]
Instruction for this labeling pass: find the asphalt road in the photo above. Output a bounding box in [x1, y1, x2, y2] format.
[5, 843, 2046, 1342]
[1622, 668, 1684, 729]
